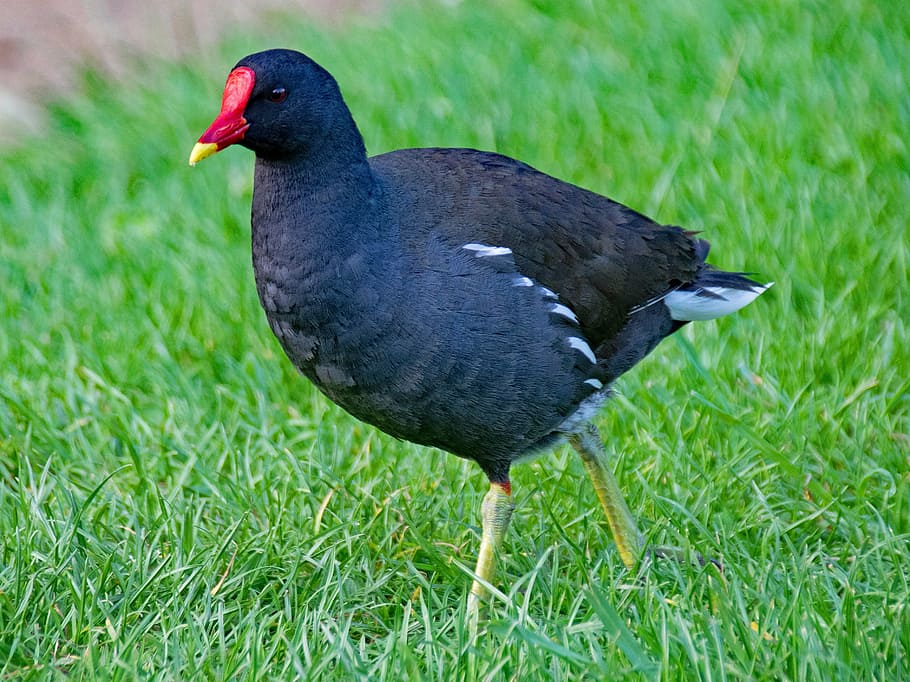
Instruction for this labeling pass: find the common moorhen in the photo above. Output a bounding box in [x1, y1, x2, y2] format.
[189, 48, 770, 614]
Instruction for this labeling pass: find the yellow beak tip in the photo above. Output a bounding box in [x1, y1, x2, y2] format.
[189, 142, 219, 166]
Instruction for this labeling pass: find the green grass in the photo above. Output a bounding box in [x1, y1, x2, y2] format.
[1, 0, 908, 678]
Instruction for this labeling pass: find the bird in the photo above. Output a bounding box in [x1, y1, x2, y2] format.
[189, 48, 770, 616]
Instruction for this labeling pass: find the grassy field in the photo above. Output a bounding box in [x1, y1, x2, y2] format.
[1, 0, 908, 679]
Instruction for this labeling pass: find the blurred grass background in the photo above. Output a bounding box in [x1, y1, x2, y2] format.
[1, 0, 908, 678]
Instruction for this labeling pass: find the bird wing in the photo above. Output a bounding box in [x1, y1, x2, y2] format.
[370, 147, 704, 350]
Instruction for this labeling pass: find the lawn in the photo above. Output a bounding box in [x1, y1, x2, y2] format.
[1, 0, 907, 679]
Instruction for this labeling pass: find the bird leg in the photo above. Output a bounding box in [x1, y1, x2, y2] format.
[569, 425, 642, 569]
[467, 481, 514, 617]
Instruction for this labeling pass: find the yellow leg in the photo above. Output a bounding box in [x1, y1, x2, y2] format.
[466, 482, 514, 621]
[569, 425, 642, 568]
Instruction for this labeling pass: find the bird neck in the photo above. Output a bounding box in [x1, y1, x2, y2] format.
[249, 148, 400, 336]
[250, 140, 392, 294]
[251, 142, 379, 239]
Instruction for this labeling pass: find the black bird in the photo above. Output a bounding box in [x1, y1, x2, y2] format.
[190, 48, 770, 614]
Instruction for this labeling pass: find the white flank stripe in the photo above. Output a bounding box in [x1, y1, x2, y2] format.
[549, 303, 579, 324]
[567, 336, 596, 364]
[512, 275, 534, 287]
[463, 242, 512, 258]
[539, 286, 558, 300]
[665, 282, 774, 321]
[584, 378, 604, 390]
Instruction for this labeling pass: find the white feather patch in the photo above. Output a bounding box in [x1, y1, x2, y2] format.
[549, 303, 579, 324]
[584, 378, 604, 390]
[665, 282, 774, 321]
[512, 275, 534, 287]
[539, 286, 558, 300]
[567, 336, 596, 364]
[462, 242, 512, 258]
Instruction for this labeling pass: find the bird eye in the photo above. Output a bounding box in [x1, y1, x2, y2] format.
[267, 87, 288, 103]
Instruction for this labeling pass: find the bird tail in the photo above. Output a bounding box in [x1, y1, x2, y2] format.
[665, 267, 773, 322]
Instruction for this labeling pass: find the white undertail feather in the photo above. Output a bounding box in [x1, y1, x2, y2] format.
[665, 282, 774, 322]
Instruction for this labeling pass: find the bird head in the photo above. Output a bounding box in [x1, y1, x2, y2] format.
[189, 49, 349, 165]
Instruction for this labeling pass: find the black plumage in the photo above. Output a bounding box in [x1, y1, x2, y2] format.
[190, 48, 769, 606]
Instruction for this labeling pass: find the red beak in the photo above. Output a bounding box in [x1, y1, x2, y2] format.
[189, 66, 256, 165]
